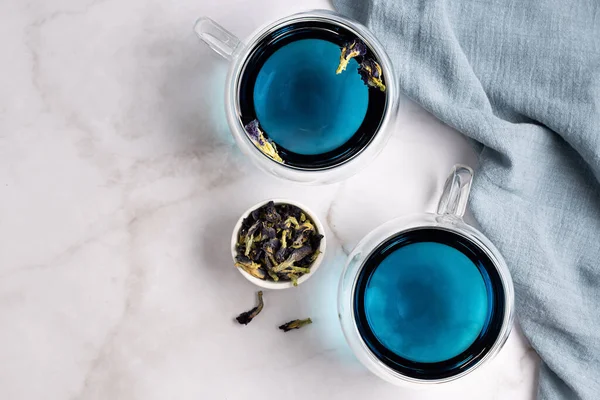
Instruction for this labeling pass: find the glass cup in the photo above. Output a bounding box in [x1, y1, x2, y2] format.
[194, 10, 398, 184]
[338, 165, 515, 385]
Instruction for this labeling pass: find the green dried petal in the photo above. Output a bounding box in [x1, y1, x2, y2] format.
[308, 250, 321, 263]
[283, 216, 300, 230]
[267, 269, 279, 281]
[288, 273, 299, 287]
[299, 221, 314, 232]
[244, 235, 254, 257]
[235, 261, 266, 279]
[272, 259, 294, 273]
[264, 255, 279, 282]
[282, 266, 311, 274]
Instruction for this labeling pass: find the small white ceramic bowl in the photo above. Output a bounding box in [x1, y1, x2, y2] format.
[231, 199, 327, 289]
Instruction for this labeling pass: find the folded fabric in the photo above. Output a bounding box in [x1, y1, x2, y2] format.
[332, 0, 600, 398]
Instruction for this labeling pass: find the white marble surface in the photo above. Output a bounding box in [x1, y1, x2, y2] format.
[0, 0, 539, 399]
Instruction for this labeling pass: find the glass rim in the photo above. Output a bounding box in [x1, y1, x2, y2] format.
[225, 10, 399, 174]
[338, 214, 515, 385]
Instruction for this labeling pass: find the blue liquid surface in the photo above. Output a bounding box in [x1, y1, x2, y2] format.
[363, 241, 488, 363]
[253, 39, 369, 155]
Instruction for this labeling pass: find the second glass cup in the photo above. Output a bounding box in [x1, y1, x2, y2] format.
[338, 165, 515, 385]
[195, 10, 398, 184]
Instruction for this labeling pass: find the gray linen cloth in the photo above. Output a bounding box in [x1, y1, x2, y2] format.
[331, 0, 600, 398]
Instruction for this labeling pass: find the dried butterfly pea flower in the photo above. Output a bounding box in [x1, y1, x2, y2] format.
[297, 247, 322, 267]
[249, 248, 264, 263]
[358, 58, 386, 92]
[275, 246, 290, 264]
[240, 215, 255, 236]
[288, 205, 303, 219]
[236, 291, 264, 325]
[235, 202, 322, 284]
[244, 120, 284, 163]
[336, 39, 367, 74]
[291, 221, 316, 248]
[272, 246, 313, 273]
[262, 238, 281, 255]
[311, 234, 324, 249]
[264, 256, 280, 282]
[263, 201, 282, 223]
[291, 230, 311, 249]
[261, 226, 277, 240]
[279, 318, 312, 332]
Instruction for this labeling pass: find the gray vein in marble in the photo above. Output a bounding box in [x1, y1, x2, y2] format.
[69, 180, 249, 398]
[0, 232, 109, 279]
[72, 215, 146, 400]
[326, 183, 350, 255]
[26, 0, 110, 111]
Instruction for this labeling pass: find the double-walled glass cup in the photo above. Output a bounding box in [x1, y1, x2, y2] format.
[338, 165, 515, 385]
[194, 10, 398, 184]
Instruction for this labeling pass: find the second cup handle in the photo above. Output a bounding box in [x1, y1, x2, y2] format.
[436, 164, 474, 218]
[194, 17, 241, 60]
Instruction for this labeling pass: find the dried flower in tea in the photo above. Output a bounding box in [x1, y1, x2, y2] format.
[236, 291, 264, 325]
[244, 120, 283, 163]
[336, 39, 367, 74]
[358, 58, 386, 92]
[278, 318, 313, 332]
[235, 202, 322, 285]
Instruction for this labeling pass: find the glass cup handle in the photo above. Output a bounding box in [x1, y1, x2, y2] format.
[436, 164, 474, 218]
[194, 17, 241, 61]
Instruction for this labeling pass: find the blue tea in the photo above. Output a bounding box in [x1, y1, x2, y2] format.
[253, 39, 368, 155]
[353, 228, 506, 380]
[238, 21, 387, 168]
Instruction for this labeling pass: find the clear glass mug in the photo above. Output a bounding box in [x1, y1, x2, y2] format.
[194, 10, 398, 184]
[338, 165, 515, 385]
